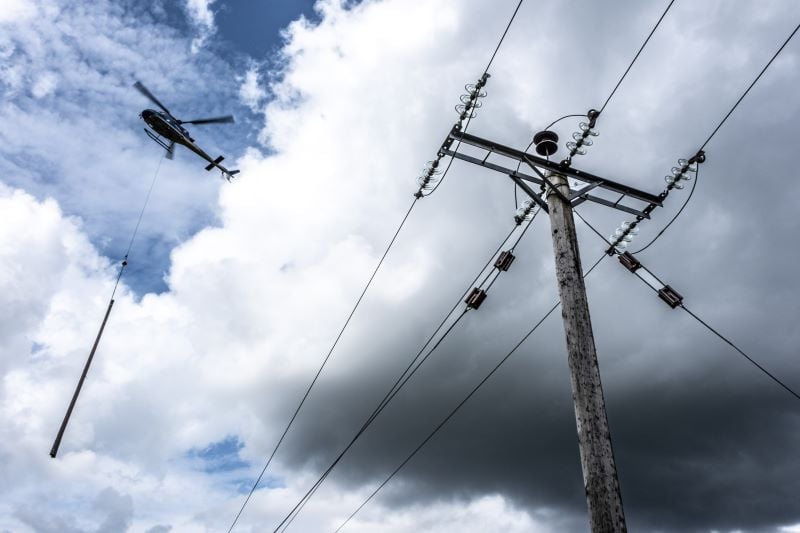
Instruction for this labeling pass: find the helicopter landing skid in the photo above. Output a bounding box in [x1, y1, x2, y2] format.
[144, 129, 171, 152]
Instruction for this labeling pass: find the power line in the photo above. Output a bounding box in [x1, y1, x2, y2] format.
[679, 303, 800, 402]
[227, 196, 418, 533]
[276, 310, 469, 533]
[576, 209, 800, 403]
[426, 0, 525, 197]
[630, 19, 800, 254]
[599, 0, 676, 114]
[572, 209, 611, 245]
[360, 28, 800, 515]
[483, 0, 525, 75]
[334, 253, 608, 532]
[310, 2, 672, 523]
[699, 21, 800, 151]
[561, 0, 675, 167]
[630, 165, 698, 254]
[272, 219, 537, 532]
[230, 5, 532, 528]
[626, 264, 800, 402]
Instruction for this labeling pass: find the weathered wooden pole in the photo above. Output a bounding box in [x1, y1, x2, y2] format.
[50, 298, 115, 458]
[545, 172, 627, 532]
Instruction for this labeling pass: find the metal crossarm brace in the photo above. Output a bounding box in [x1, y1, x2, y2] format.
[570, 181, 604, 201]
[509, 174, 549, 213]
[443, 128, 663, 219]
[524, 159, 571, 204]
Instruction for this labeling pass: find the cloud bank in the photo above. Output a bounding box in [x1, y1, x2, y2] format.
[1, 0, 800, 532]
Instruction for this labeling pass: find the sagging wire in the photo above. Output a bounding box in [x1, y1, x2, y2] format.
[271, 210, 540, 533]
[417, 73, 490, 197]
[423, 0, 526, 198]
[238, 4, 531, 528]
[333, 252, 609, 533]
[605, 151, 706, 255]
[227, 196, 419, 533]
[631, 163, 701, 254]
[562, 109, 600, 167]
[557, 0, 676, 168]
[619, 252, 800, 402]
[608, 17, 800, 256]
[575, 210, 800, 403]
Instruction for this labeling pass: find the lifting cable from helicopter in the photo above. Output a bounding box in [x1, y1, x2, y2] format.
[50, 81, 241, 458]
[49, 151, 164, 458]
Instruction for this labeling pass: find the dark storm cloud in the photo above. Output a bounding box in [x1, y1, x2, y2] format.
[247, 1, 800, 531]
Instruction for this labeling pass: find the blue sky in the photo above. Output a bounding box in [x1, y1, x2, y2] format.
[2, 1, 800, 532]
[215, 0, 319, 58]
[0, 0, 323, 296]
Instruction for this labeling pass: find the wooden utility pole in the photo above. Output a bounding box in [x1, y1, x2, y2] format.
[545, 173, 627, 532]
[441, 125, 661, 531]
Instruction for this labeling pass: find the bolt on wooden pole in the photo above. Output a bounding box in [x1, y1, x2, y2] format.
[545, 173, 627, 532]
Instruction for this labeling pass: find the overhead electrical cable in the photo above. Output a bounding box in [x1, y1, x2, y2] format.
[483, 0, 525, 75]
[628, 263, 800, 402]
[630, 166, 699, 254]
[276, 311, 469, 533]
[629, 19, 800, 254]
[699, 20, 800, 151]
[272, 216, 539, 533]
[598, 0, 676, 114]
[557, 0, 676, 167]
[229, 4, 531, 529]
[425, 0, 525, 196]
[678, 304, 800, 402]
[576, 210, 800, 402]
[333, 253, 608, 532]
[228, 196, 418, 533]
[278, 1, 674, 522]
[50, 154, 165, 459]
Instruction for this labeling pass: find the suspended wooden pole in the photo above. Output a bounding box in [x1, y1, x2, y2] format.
[50, 298, 116, 458]
[49, 153, 164, 458]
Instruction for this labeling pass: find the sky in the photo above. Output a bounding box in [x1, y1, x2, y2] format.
[1, 0, 799, 532]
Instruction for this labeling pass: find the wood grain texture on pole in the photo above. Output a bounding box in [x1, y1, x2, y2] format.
[545, 173, 627, 532]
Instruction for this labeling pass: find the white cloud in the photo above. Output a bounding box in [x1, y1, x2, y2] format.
[185, 0, 217, 53]
[2, 0, 800, 532]
[0, 0, 35, 24]
[239, 65, 267, 112]
[337, 494, 562, 533]
[31, 70, 58, 98]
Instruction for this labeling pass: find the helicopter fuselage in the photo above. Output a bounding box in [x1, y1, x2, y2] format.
[141, 109, 197, 146]
[140, 108, 223, 168]
[138, 106, 239, 181]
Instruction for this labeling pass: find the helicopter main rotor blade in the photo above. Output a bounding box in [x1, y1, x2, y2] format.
[180, 115, 235, 125]
[133, 81, 172, 115]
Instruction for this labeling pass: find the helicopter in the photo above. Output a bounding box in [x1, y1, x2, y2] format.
[134, 81, 240, 181]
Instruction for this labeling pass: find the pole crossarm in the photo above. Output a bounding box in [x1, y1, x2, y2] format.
[443, 127, 662, 219]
